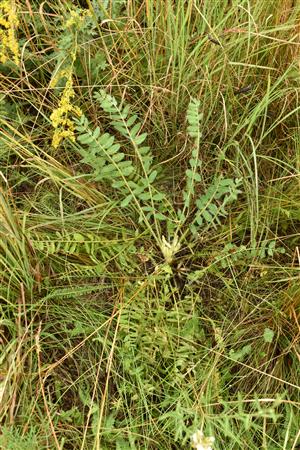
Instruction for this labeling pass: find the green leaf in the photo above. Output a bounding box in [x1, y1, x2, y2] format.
[121, 194, 133, 207]
[152, 192, 165, 201]
[78, 133, 94, 145]
[130, 122, 141, 137]
[139, 192, 151, 201]
[202, 210, 213, 222]
[135, 133, 147, 145]
[126, 114, 138, 127]
[73, 233, 85, 242]
[229, 344, 252, 362]
[263, 328, 275, 343]
[148, 170, 157, 183]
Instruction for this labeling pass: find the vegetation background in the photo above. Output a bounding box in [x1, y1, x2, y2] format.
[0, 0, 299, 448]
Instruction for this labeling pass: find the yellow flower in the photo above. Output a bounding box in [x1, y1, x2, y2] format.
[49, 7, 91, 148]
[52, 128, 76, 149]
[65, 8, 91, 29]
[0, 0, 19, 65]
[50, 69, 82, 148]
[50, 68, 71, 89]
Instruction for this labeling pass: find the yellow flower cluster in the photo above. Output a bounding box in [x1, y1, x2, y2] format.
[49, 8, 92, 148]
[50, 69, 82, 149]
[65, 8, 91, 29]
[0, 0, 19, 65]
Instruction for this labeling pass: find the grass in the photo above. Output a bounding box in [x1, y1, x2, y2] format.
[0, 0, 300, 449]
